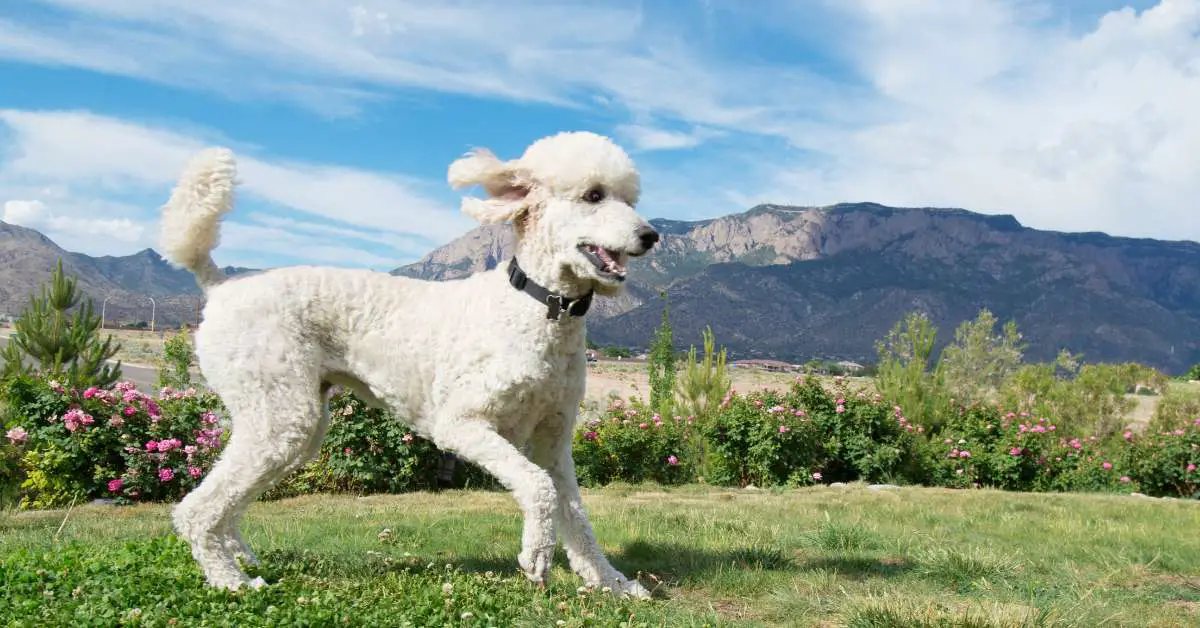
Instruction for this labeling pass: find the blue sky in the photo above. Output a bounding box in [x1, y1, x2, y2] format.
[0, 0, 1195, 270]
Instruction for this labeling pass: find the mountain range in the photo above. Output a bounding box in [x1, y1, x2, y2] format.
[2, 201, 1198, 373]
[392, 203, 1200, 373]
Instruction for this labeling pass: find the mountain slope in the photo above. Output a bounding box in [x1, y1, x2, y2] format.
[0, 221, 251, 328]
[392, 203, 1200, 373]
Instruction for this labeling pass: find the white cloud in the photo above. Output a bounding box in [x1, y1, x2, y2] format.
[0, 109, 472, 266]
[2, 199, 147, 254]
[2, 0, 1198, 244]
[216, 222, 402, 269]
[615, 123, 723, 152]
[752, 0, 1200, 242]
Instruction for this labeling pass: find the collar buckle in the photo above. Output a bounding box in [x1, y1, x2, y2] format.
[507, 257, 593, 322]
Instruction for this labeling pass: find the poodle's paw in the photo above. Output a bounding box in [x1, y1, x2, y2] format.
[205, 571, 255, 592]
[518, 544, 555, 587]
[617, 578, 652, 600]
[228, 540, 260, 567]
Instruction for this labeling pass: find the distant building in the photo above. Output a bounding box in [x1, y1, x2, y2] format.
[731, 359, 799, 373]
[836, 360, 865, 373]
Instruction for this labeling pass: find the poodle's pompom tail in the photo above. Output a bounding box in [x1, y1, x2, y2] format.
[159, 147, 237, 291]
[447, 148, 529, 224]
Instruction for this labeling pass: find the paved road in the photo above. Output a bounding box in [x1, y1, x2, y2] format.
[0, 335, 159, 391]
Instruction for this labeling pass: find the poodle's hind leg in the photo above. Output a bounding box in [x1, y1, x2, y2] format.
[173, 378, 327, 591]
[217, 382, 335, 567]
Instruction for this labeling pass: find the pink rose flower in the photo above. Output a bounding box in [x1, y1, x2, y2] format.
[6, 426, 28, 444]
[107, 478, 123, 492]
[158, 468, 174, 482]
[1102, 462, 1113, 470]
[666, 455, 679, 466]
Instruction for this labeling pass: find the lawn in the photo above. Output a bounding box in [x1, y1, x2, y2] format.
[2, 485, 1198, 627]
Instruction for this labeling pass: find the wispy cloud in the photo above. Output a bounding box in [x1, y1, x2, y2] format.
[753, 0, 1200, 242]
[2, 0, 1198, 246]
[0, 109, 471, 267]
[615, 123, 724, 152]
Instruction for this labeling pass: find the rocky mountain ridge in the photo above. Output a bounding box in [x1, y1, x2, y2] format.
[391, 203, 1200, 373]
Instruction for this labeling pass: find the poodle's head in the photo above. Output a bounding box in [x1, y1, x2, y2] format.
[447, 131, 658, 298]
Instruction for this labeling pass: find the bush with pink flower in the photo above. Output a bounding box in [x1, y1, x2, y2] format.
[697, 375, 931, 488]
[0, 373, 227, 508]
[1120, 419, 1200, 498]
[264, 388, 497, 499]
[570, 397, 699, 486]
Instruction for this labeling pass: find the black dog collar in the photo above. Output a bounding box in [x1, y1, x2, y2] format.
[507, 257, 593, 321]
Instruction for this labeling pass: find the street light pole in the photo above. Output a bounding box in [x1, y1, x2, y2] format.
[148, 296, 156, 333]
[101, 295, 112, 330]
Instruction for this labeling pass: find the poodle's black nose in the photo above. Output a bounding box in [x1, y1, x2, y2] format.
[636, 225, 660, 249]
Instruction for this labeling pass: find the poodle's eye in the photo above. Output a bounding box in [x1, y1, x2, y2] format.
[583, 187, 605, 204]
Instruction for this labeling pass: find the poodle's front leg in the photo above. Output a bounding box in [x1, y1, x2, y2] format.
[431, 417, 557, 586]
[529, 422, 652, 600]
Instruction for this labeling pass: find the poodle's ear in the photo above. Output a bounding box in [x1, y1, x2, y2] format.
[447, 148, 531, 225]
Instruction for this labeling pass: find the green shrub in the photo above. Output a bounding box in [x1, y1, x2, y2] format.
[999, 351, 1160, 438]
[1, 375, 226, 508]
[156, 327, 194, 390]
[696, 376, 927, 488]
[571, 396, 698, 487]
[1120, 420, 1200, 499]
[267, 389, 497, 499]
[1149, 383, 1200, 432]
[932, 404, 1134, 494]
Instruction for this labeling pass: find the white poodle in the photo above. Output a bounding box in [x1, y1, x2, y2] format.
[158, 132, 660, 599]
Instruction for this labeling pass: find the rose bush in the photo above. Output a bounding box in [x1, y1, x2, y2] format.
[1, 374, 227, 508]
[571, 396, 699, 486]
[4, 371, 1199, 510]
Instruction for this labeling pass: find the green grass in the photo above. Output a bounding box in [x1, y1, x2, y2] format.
[2, 485, 1199, 627]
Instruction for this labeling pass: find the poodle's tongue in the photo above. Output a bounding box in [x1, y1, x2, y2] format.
[591, 246, 626, 274]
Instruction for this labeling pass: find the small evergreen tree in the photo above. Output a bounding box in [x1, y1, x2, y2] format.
[647, 292, 676, 415]
[157, 326, 194, 390]
[675, 326, 730, 422]
[874, 311, 946, 432]
[937, 308, 1026, 405]
[1, 259, 122, 388]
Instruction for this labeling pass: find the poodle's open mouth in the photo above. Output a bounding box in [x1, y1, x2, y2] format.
[578, 244, 627, 281]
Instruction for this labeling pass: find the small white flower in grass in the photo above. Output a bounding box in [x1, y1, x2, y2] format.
[460, 612, 474, 620]
[442, 582, 454, 595]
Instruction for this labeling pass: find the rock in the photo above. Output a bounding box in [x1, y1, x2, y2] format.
[868, 484, 900, 491]
[1130, 492, 1154, 499]
[89, 498, 116, 506]
[829, 482, 847, 488]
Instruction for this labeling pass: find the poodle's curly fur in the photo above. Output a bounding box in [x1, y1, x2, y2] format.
[159, 132, 659, 599]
